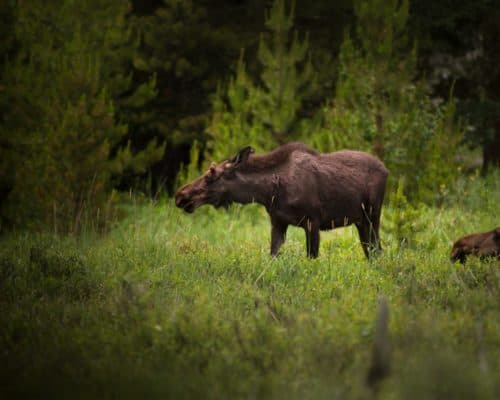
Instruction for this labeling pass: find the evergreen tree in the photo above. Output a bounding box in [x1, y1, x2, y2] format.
[409, 0, 500, 173]
[0, 0, 18, 216]
[254, 0, 316, 141]
[205, 0, 317, 165]
[207, 51, 269, 162]
[313, 0, 462, 203]
[131, 0, 238, 147]
[126, 0, 245, 188]
[0, 0, 164, 231]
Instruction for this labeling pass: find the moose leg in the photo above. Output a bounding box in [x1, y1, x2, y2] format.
[270, 221, 288, 257]
[370, 207, 383, 253]
[304, 220, 320, 258]
[355, 223, 371, 259]
[360, 202, 382, 256]
[356, 221, 379, 260]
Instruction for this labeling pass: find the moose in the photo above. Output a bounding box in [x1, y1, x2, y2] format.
[175, 142, 389, 259]
[450, 227, 500, 264]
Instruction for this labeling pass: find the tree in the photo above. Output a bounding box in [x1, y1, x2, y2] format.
[129, 0, 241, 186]
[409, 0, 500, 173]
[207, 51, 269, 162]
[206, 0, 317, 165]
[312, 0, 462, 203]
[0, 0, 164, 231]
[253, 0, 316, 141]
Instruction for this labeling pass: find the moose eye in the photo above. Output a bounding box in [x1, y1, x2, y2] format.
[222, 165, 236, 178]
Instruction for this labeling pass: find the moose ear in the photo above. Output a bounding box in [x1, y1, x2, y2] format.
[205, 162, 217, 182]
[232, 146, 255, 166]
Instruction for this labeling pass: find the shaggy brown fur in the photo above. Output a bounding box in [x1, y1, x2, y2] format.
[450, 227, 500, 264]
[175, 143, 389, 259]
[238, 142, 319, 173]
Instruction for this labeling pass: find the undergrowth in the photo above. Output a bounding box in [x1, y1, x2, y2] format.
[0, 173, 499, 399]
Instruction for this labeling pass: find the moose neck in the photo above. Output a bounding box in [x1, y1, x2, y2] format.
[227, 171, 276, 208]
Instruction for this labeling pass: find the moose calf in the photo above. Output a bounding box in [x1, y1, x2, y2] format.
[450, 227, 500, 264]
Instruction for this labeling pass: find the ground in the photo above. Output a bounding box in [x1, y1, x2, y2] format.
[0, 173, 499, 399]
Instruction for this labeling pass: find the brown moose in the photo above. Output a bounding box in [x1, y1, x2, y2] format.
[450, 227, 500, 264]
[175, 143, 389, 259]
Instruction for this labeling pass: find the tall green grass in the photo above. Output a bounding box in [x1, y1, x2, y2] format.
[0, 173, 499, 399]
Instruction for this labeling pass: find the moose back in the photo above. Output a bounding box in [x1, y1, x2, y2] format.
[175, 142, 389, 258]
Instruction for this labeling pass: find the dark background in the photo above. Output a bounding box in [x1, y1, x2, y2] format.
[1, 0, 499, 231]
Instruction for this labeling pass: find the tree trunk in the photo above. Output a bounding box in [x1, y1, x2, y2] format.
[482, 120, 500, 175]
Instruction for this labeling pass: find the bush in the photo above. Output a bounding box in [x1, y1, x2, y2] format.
[382, 178, 426, 248]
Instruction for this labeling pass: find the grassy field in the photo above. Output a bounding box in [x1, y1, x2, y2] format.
[1, 173, 499, 399]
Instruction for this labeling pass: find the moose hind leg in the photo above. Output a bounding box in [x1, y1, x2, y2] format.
[270, 221, 288, 257]
[355, 221, 379, 260]
[370, 209, 382, 253]
[361, 202, 382, 253]
[304, 220, 320, 258]
[355, 223, 370, 259]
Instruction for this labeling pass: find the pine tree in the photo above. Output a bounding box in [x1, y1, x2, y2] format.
[131, 0, 238, 147]
[205, 0, 316, 167]
[207, 50, 270, 162]
[0, 0, 164, 231]
[254, 0, 316, 141]
[314, 0, 462, 203]
[383, 178, 424, 248]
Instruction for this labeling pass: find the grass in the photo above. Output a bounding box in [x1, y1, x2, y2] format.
[0, 173, 499, 399]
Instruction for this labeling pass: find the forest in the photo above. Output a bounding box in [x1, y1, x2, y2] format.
[0, 0, 499, 398]
[1, 0, 500, 230]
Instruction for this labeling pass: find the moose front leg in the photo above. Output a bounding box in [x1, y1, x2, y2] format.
[304, 219, 320, 258]
[270, 221, 288, 257]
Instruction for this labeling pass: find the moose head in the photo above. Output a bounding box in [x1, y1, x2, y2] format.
[175, 146, 255, 213]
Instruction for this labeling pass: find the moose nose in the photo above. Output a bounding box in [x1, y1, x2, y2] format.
[175, 188, 192, 208]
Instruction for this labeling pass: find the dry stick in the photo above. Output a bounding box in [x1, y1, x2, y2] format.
[74, 198, 84, 235]
[96, 207, 100, 233]
[74, 173, 97, 234]
[266, 301, 280, 323]
[361, 202, 380, 256]
[53, 201, 57, 235]
[476, 316, 489, 374]
[366, 295, 391, 394]
[104, 189, 116, 233]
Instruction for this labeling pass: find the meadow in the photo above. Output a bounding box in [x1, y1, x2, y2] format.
[1, 173, 499, 399]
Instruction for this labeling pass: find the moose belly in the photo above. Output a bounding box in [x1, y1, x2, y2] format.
[319, 216, 360, 231]
[272, 202, 362, 231]
[277, 182, 366, 229]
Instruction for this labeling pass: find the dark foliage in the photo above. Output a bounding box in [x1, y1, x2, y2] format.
[1, 0, 499, 230]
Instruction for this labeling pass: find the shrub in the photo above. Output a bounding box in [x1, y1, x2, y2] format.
[382, 178, 425, 248]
